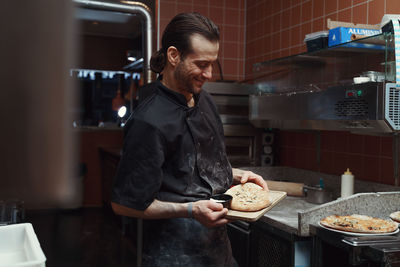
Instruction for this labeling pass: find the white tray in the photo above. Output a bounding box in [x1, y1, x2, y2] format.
[0, 223, 46, 267]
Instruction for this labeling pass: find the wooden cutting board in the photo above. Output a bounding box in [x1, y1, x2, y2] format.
[226, 190, 287, 222]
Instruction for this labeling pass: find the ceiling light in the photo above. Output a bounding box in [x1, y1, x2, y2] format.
[126, 50, 138, 62]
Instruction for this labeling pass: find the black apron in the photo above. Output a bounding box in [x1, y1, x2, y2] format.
[142, 218, 237, 267]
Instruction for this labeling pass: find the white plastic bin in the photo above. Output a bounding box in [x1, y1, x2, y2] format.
[0, 223, 46, 267]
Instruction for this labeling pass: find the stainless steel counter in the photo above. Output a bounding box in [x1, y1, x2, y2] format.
[259, 196, 318, 235]
[241, 167, 400, 237]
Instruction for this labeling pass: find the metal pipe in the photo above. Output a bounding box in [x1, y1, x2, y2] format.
[72, 3, 152, 266]
[72, 0, 153, 85]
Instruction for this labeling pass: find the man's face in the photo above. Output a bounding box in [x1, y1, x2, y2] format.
[173, 34, 219, 95]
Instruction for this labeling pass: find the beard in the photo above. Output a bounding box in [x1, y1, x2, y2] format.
[173, 61, 202, 95]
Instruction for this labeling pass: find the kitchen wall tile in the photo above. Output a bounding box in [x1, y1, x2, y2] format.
[347, 155, 365, 180]
[247, 5, 257, 26]
[339, 0, 352, 10]
[338, 8, 351, 23]
[291, 25, 301, 46]
[280, 147, 290, 166]
[333, 131, 348, 153]
[255, 2, 263, 23]
[281, 48, 290, 57]
[263, 35, 272, 55]
[321, 131, 335, 151]
[228, 0, 241, 10]
[292, 0, 302, 6]
[301, 22, 312, 39]
[294, 148, 307, 168]
[223, 25, 239, 42]
[364, 135, 380, 156]
[380, 158, 394, 185]
[256, 20, 265, 39]
[364, 156, 380, 182]
[282, 29, 291, 49]
[160, 2, 176, 19]
[223, 59, 239, 76]
[309, 132, 318, 149]
[348, 133, 365, 154]
[288, 131, 299, 148]
[176, 3, 193, 14]
[290, 46, 303, 55]
[325, 12, 338, 23]
[272, 0, 282, 14]
[353, 0, 368, 5]
[222, 42, 238, 59]
[272, 32, 281, 51]
[264, 1, 273, 17]
[286, 147, 297, 166]
[333, 152, 349, 175]
[320, 151, 334, 173]
[292, 5, 302, 26]
[283, 9, 292, 29]
[312, 18, 324, 32]
[209, 0, 224, 8]
[209, 7, 224, 25]
[278, 131, 290, 147]
[368, 0, 384, 24]
[302, 0, 312, 22]
[324, 0, 337, 15]
[313, 0, 324, 18]
[193, 5, 209, 16]
[283, 0, 292, 10]
[273, 13, 282, 32]
[380, 136, 393, 157]
[297, 131, 311, 149]
[386, 0, 400, 14]
[264, 17, 273, 36]
[352, 3, 367, 24]
[247, 0, 256, 8]
[305, 149, 319, 171]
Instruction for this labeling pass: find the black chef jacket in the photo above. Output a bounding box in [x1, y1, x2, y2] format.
[111, 80, 237, 266]
[112, 80, 233, 210]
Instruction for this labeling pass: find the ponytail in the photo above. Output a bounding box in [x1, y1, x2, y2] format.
[150, 49, 166, 74]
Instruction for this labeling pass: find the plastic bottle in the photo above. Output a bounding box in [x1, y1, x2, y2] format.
[341, 168, 354, 198]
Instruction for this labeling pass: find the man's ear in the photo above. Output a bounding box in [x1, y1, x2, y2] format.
[166, 46, 180, 67]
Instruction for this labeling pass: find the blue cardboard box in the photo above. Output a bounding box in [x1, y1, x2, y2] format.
[328, 27, 381, 47]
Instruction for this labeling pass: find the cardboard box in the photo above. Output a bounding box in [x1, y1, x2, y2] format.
[328, 27, 381, 46]
[0, 223, 46, 267]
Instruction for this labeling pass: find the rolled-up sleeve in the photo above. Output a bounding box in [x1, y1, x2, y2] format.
[112, 118, 165, 211]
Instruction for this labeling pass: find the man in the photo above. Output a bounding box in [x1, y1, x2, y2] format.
[111, 12, 268, 266]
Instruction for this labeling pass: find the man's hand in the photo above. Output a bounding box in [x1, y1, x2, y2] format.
[192, 200, 229, 228]
[232, 168, 269, 190]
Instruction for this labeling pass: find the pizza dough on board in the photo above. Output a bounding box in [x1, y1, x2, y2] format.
[225, 183, 271, 212]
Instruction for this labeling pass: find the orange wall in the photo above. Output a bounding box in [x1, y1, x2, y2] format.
[158, 0, 246, 81]
[158, 0, 400, 185]
[245, 0, 400, 185]
[246, 0, 400, 77]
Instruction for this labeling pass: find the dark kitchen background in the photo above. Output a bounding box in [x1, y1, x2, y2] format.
[2, 0, 400, 267]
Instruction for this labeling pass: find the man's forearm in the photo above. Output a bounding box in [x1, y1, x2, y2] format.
[111, 199, 190, 219]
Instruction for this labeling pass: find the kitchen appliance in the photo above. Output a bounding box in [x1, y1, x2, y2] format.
[311, 224, 400, 266]
[203, 82, 263, 166]
[249, 33, 400, 134]
[250, 82, 400, 133]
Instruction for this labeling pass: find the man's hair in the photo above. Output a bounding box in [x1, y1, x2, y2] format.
[150, 12, 220, 73]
